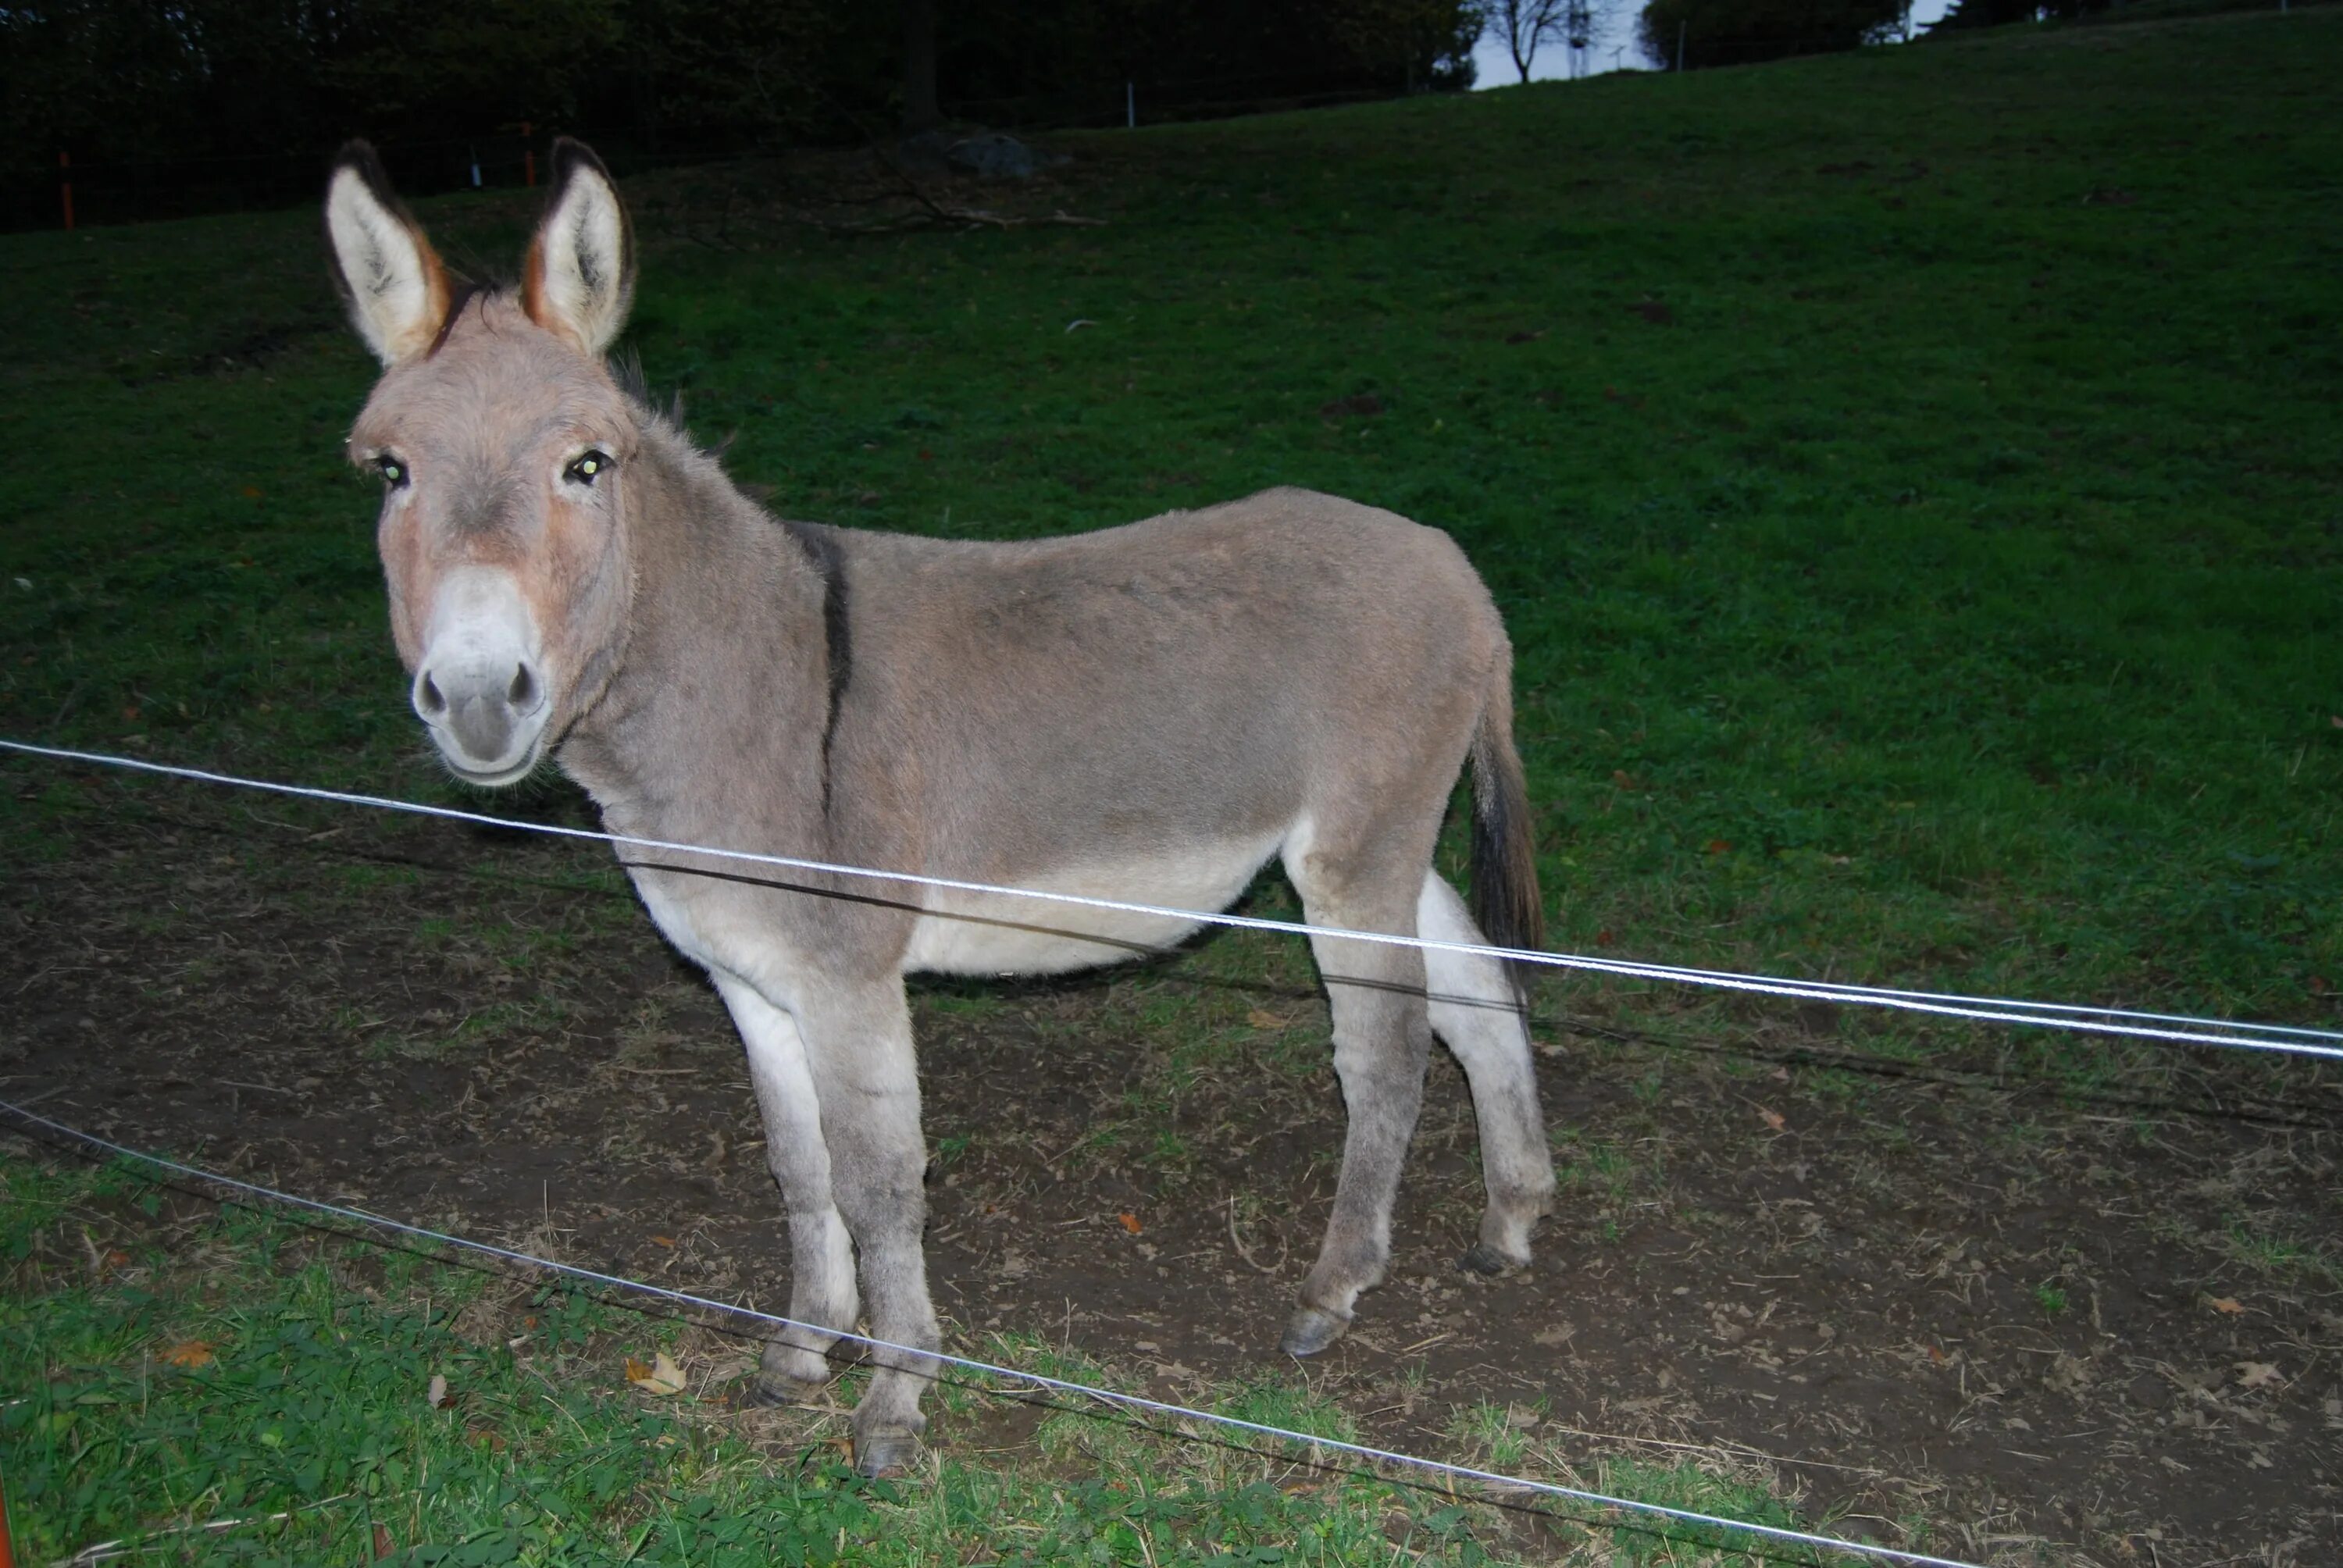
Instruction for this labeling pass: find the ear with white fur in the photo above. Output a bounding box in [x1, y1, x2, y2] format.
[323, 143, 453, 366]
[522, 139, 635, 356]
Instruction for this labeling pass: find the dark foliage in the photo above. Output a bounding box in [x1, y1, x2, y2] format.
[1635, 0, 1909, 68]
[0, 0, 1481, 228]
[1922, 0, 2114, 33]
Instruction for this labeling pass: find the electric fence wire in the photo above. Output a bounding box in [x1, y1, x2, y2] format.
[6, 738, 2339, 1062]
[0, 1099, 1988, 1568]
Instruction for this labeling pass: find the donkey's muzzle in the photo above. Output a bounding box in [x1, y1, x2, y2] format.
[413, 654, 547, 784]
[411, 565, 551, 786]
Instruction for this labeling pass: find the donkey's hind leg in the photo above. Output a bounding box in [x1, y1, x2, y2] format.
[1419, 872, 1556, 1273]
[711, 975, 861, 1399]
[1278, 846, 1435, 1357]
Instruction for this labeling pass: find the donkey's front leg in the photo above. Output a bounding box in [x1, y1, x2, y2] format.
[711, 975, 861, 1399]
[797, 978, 941, 1477]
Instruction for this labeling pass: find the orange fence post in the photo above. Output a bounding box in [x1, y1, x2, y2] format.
[59, 150, 73, 232]
[522, 123, 535, 187]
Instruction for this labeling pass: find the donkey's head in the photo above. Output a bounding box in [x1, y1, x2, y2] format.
[327, 140, 639, 786]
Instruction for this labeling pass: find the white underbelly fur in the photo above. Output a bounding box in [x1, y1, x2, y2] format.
[903, 836, 1282, 976]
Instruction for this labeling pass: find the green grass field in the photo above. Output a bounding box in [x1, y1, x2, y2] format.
[1, 1152, 1806, 1564]
[3, 5, 2340, 1560]
[5, 9, 2338, 1031]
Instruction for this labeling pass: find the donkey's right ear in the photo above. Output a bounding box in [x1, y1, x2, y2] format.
[324, 142, 454, 366]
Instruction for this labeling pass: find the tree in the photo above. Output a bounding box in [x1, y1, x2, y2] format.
[1331, 0, 1487, 91]
[1636, 0, 1906, 69]
[900, 0, 940, 133]
[1485, 0, 1570, 81]
[1924, 0, 2111, 34]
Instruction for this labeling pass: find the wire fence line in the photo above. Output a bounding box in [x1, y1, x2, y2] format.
[5, 737, 2340, 1063]
[0, 1099, 1988, 1568]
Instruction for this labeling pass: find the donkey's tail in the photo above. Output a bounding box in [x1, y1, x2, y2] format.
[1468, 653, 1546, 1000]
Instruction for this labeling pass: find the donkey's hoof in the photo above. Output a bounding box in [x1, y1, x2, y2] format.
[1279, 1305, 1352, 1358]
[1459, 1241, 1520, 1277]
[852, 1427, 922, 1479]
[749, 1371, 827, 1408]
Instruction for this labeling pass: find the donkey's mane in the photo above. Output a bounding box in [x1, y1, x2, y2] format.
[603, 344, 852, 813]
[608, 348, 664, 421]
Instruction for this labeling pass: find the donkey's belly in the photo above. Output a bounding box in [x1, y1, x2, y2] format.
[903, 835, 1282, 976]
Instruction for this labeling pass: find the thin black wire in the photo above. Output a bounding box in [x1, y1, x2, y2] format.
[0, 1102, 1981, 1567]
[0, 1108, 1830, 1563]
[27, 778, 2343, 1135]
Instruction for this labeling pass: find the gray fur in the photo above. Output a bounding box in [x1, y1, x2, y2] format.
[327, 143, 1557, 1476]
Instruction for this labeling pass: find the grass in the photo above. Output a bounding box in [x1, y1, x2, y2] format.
[2, 5, 2340, 1560]
[2, 9, 2337, 1064]
[0, 1147, 1830, 1564]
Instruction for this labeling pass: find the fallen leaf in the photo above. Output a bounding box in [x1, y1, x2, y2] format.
[426, 1373, 453, 1409]
[2234, 1360, 2283, 1388]
[2209, 1296, 2246, 1316]
[373, 1523, 394, 1561]
[1118, 1211, 1143, 1235]
[1246, 1008, 1288, 1030]
[1757, 1107, 1786, 1132]
[649, 1234, 676, 1249]
[626, 1350, 688, 1395]
[159, 1339, 213, 1368]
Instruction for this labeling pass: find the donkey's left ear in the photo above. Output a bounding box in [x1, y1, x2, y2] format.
[522, 139, 636, 357]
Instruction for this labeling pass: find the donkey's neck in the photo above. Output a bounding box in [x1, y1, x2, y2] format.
[558, 422, 835, 850]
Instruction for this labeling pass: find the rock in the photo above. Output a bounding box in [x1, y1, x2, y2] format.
[947, 132, 1056, 181]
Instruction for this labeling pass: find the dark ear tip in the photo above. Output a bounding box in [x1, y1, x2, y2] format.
[329, 141, 396, 199]
[547, 137, 615, 188]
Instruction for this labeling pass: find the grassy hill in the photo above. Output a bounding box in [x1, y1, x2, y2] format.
[2, 9, 2340, 1563]
[5, 9, 2338, 1038]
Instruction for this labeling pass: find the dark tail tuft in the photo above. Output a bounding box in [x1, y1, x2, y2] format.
[1468, 663, 1545, 1001]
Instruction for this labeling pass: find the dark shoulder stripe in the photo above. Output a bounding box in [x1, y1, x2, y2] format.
[779, 519, 852, 818]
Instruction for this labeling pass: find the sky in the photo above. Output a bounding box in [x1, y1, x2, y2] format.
[1468, 0, 1956, 81]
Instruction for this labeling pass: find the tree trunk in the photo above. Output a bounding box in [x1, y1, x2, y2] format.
[902, 0, 941, 134]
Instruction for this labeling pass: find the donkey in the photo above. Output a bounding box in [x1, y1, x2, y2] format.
[326, 138, 1557, 1475]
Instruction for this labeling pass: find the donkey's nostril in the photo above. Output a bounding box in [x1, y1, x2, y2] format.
[416, 672, 447, 717]
[508, 662, 540, 710]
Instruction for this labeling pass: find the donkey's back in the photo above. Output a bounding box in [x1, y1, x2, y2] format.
[817, 486, 1519, 977]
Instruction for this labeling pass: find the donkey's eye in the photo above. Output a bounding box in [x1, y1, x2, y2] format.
[376, 454, 408, 490]
[565, 450, 612, 486]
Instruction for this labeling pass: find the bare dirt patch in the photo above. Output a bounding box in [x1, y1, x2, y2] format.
[5, 779, 2340, 1564]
